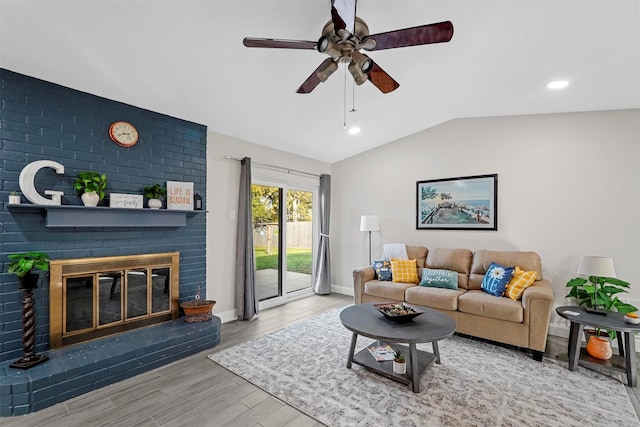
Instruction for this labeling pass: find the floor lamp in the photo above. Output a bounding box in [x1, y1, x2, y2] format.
[360, 215, 380, 264]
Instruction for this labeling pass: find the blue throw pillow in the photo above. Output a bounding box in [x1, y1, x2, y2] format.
[372, 260, 392, 281]
[481, 262, 515, 297]
[419, 268, 458, 290]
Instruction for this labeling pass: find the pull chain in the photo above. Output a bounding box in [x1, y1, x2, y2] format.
[343, 65, 347, 129]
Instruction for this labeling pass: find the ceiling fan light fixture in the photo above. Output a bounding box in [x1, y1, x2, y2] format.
[317, 36, 341, 59]
[351, 50, 373, 73]
[348, 126, 361, 135]
[316, 59, 339, 82]
[348, 60, 368, 85]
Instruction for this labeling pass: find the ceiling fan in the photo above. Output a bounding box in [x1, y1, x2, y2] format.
[243, 0, 454, 94]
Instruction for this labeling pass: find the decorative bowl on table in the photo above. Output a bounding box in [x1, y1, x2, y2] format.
[624, 312, 640, 324]
[374, 303, 423, 323]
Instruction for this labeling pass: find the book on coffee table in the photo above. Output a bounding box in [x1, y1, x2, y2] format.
[368, 345, 395, 362]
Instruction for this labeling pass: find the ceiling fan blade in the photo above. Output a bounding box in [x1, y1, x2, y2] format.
[362, 21, 454, 51]
[367, 62, 399, 94]
[243, 37, 317, 50]
[331, 0, 357, 35]
[296, 58, 337, 94]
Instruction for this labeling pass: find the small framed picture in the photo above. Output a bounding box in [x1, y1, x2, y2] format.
[166, 181, 194, 210]
[416, 174, 497, 230]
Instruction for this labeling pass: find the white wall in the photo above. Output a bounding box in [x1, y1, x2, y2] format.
[206, 131, 331, 322]
[331, 109, 640, 335]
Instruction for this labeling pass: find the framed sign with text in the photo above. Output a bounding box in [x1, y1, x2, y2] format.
[167, 181, 194, 210]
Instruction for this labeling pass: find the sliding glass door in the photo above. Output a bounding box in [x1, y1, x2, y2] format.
[252, 183, 315, 304]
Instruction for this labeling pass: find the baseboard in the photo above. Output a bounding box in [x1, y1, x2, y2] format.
[331, 284, 353, 296]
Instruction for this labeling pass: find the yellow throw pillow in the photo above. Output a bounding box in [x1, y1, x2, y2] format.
[505, 266, 537, 300]
[390, 258, 419, 284]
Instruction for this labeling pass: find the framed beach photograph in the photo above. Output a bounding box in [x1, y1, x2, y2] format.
[416, 174, 498, 230]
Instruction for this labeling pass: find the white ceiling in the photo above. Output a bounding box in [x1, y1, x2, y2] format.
[1, 1, 639, 163]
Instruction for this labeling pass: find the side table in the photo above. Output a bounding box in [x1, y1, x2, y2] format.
[556, 305, 640, 387]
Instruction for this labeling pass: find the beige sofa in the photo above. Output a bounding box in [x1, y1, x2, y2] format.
[352, 246, 554, 360]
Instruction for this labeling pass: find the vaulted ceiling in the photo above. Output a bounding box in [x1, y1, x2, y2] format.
[1, 1, 639, 162]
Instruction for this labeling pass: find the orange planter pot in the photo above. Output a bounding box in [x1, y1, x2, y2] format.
[180, 300, 216, 323]
[586, 335, 612, 360]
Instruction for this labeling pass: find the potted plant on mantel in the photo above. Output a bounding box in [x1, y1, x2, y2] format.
[9, 191, 21, 204]
[143, 183, 167, 209]
[565, 275, 637, 360]
[74, 171, 107, 207]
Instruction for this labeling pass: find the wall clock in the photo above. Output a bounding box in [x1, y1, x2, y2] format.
[109, 121, 139, 147]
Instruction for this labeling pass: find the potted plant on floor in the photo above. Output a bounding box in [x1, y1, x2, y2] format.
[180, 283, 216, 323]
[75, 171, 107, 207]
[8, 251, 50, 289]
[565, 275, 637, 360]
[392, 350, 406, 375]
[8, 251, 50, 369]
[143, 183, 167, 209]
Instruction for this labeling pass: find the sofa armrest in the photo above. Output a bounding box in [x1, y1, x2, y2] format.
[353, 266, 375, 305]
[522, 279, 554, 352]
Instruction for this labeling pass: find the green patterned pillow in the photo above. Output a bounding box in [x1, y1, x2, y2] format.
[419, 268, 458, 290]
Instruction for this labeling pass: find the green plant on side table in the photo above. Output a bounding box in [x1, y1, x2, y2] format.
[565, 275, 637, 340]
[143, 183, 167, 209]
[75, 171, 107, 207]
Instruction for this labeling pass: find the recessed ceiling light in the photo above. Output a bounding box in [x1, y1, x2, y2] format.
[547, 80, 569, 89]
[348, 126, 361, 135]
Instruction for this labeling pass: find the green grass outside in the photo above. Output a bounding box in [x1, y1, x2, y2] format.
[255, 247, 312, 274]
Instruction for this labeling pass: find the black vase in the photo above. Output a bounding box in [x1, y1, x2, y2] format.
[19, 273, 40, 290]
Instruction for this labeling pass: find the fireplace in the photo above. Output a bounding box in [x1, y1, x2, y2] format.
[49, 253, 180, 348]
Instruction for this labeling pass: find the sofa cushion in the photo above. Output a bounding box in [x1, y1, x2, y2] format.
[372, 260, 392, 281]
[364, 280, 416, 301]
[470, 250, 543, 290]
[481, 262, 515, 297]
[406, 246, 428, 273]
[458, 290, 523, 323]
[505, 266, 537, 301]
[405, 286, 466, 311]
[390, 258, 419, 284]
[419, 268, 458, 290]
[425, 248, 473, 289]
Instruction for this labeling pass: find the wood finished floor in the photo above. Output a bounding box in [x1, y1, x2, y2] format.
[3, 294, 640, 426]
[0, 294, 352, 427]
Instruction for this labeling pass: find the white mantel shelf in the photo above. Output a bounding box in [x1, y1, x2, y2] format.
[8, 204, 201, 227]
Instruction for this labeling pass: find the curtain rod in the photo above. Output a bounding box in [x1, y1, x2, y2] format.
[224, 155, 321, 178]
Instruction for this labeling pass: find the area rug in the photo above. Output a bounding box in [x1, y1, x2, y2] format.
[209, 308, 639, 426]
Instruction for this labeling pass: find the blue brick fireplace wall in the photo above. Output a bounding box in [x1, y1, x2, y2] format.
[0, 68, 207, 363]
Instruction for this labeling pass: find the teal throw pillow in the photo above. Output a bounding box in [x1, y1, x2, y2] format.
[481, 262, 515, 297]
[419, 268, 458, 290]
[372, 260, 392, 281]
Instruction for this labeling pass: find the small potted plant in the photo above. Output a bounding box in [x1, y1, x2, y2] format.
[566, 275, 637, 359]
[143, 184, 167, 209]
[392, 350, 406, 375]
[8, 191, 21, 204]
[180, 283, 216, 323]
[8, 251, 50, 289]
[74, 171, 107, 207]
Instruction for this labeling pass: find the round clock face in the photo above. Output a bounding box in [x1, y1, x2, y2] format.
[109, 121, 139, 147]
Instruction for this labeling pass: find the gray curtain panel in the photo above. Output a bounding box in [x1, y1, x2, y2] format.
[313, 174, 332, 295]
[236, 157, 259, 320]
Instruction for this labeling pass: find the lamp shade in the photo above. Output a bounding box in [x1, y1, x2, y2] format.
[359, 215, 380, 232]
[577, 256, 616, 278]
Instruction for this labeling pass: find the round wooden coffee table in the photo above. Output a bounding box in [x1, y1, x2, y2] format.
[340, 303, 456, 392]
